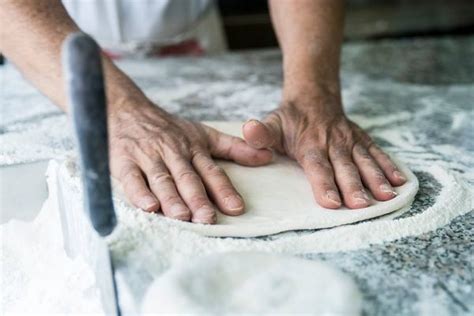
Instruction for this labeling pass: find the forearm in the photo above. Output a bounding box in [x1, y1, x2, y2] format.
[0, 0, 148, 112]
[269, 0, 345, 101]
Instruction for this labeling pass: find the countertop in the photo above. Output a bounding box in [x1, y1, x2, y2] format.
[1, 36, 473, 315]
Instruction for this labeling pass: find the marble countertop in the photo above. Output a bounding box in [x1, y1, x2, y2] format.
[1, 36, 473, 315]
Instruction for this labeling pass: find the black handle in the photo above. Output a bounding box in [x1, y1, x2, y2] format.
[62, 33, 116, 236]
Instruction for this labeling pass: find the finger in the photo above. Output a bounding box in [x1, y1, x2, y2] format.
[208, 128, 272, 166]
[144, 160, 191, 221]
[242, 115, 282, 150]
[353, 144, 397, 201]
[166, 157, 217, 224]
[193, 152, 244, 215]
[298, 149, 342, 209]
[368, 145, 407, 186]
[329, 147, 371, 209]
[115, 161, 160, 212]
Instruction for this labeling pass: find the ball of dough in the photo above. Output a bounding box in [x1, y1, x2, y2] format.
[141, 252, 362, 315]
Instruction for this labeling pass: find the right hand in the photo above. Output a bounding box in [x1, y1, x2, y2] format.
[108, 102, 272, 224]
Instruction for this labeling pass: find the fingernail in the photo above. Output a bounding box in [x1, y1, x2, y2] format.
[326, 190, 341, 206]
[170, 204, 190, 220]
[352, 191, 371, 206]
[380, 184, 397, 196]
[393, 170, 406, 181]
[245, 119, 260, 127]
[193, 206, 217, 224]
[141, 196, 158, 211]
[224, 195, 244, 211]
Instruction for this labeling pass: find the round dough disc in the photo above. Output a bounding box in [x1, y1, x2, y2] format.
[141, 252, 362, 315]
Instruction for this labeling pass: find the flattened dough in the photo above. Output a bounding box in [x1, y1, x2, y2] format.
[159, 122, 418, 237]
[141, 252, 362, 315]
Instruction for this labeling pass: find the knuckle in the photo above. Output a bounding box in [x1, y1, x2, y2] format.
[134, 190, 151, 200]
[348, 182, 364, 191]
[385, 165, 397, 174]
[177, 170, 199, 183]
[340, 167, 360, 180]
[354, 129, 372, 144]
[116, 165, 134, 180]
[360, 155, 372, 163]
[371, 146, 390, 160]
[331, 146, 348, 159]
[161, 195, 181, 205]
[362, 135, 373, 146]
[373, 167, 386, 177]
[189, 195, 210, 209]
[230, 136, 244, 146]
[372, 171, 387, 182]
[266, 110, 282, 123]
[354, 145, 372, 161]
[369, 144, 382, 155]
[301, 149, 329, 166]
[205, 163, 225, 176]
[124, 170, 142, 181]
[123, 179, 145, 194]
[331, 125, 346, 139]
[341, 161, 355, 170]
[314, 161, 332, 172]
[149, 172, 172, 184]
[319, 182, 336, 190]
[379, 152, 391, 161]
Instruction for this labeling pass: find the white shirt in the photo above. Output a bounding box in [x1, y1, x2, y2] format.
[62, 0, 225, 54]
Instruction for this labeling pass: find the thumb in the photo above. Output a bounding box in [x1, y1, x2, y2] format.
[242, 115, 282, 150]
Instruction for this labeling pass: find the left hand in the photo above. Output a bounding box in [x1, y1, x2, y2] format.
[242, 92, 407, 209]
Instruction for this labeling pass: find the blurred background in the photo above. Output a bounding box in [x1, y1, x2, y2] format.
[1, 0, 473, 64]
[218, 0, 474, 49]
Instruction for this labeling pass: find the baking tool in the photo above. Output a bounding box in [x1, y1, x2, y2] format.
[62, 32, 121, 315]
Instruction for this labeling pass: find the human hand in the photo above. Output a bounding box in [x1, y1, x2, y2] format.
[108, 102, 272, 223]
[242, 92, 407, 209]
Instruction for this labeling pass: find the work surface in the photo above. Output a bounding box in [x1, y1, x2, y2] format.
[1, 36, 473, 315]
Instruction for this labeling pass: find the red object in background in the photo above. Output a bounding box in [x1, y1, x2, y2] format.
[157, 39, 204, 57]
[102, 50, 122, 60]
[102, 38, 204, 59]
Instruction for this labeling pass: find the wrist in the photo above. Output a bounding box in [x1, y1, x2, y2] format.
[283, 78, 340, 99]
[107, 95, 166, 129]
[283, 78, 341, 105]
[283, 62, 340, 101]
[280, 79, 345, 118]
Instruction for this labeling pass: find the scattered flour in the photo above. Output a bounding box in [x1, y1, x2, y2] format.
[0, 193, 103, 315]
[141, 252, 362, 315]
[51, 158, 473, 312]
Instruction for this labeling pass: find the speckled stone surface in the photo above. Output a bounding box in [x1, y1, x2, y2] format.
[1, 36, 473, 315]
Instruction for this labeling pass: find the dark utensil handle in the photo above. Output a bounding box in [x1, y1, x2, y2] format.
[62, 33, 116, 236]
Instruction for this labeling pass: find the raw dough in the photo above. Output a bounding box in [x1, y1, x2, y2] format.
[141, 252, 362, 315]
[151, 122, 419, 237]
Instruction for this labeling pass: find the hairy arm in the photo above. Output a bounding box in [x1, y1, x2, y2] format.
[0, 0, 146, 111]
[269, 0, 345, 101]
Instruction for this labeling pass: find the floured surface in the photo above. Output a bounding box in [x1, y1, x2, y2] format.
[145, 121, 418, 237]
[54, 159, 472, 264]
[141, 252, 362, 315]
[0, 191, 102, 314]
[3, 37, 473, 315]
[51, 158, 473, 314]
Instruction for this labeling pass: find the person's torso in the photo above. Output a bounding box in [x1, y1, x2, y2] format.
[62, 0, 217, 55]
